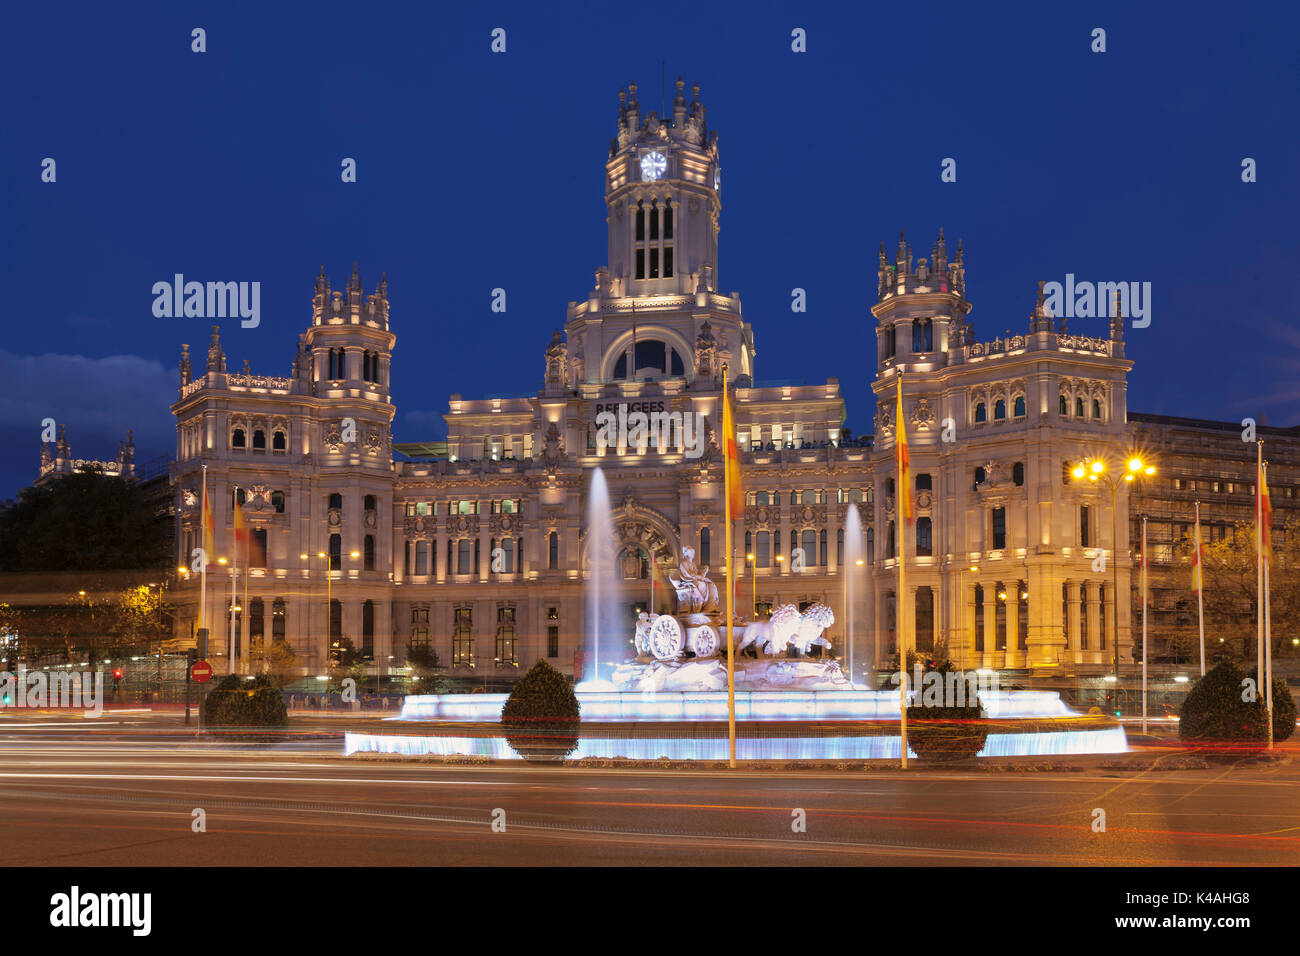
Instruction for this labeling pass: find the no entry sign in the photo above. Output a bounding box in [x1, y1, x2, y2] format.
[191, 660, 213, 683]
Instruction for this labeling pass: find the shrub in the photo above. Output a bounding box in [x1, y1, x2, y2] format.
[1245, 668, 1297, 743]
[903, 661, 986, 761]
[501, 660, 580, 760]
[1179, 659, 1292, 743]
[202, 673, 288, 728]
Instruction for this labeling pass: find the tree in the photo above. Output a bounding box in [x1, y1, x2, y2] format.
[1175, 517, 1300, 660]
[501, 659, 580, 760]
[1179, 655, 1294, 743]
[0, 469, 170, 572]
[251, 639, 298, 686]
[406, 643, 447, 695]
[202, 672, 289, 728]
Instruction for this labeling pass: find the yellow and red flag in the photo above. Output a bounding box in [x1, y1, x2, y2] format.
[896, 373, 913, 525]
[233, 494, 249, 552]
[722, 371, 744, 515]
[201, 485, 215, 561]
[1259, 460, 1273, 563]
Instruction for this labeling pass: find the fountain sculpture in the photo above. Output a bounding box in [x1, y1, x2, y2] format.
[612, 547, 851, 692]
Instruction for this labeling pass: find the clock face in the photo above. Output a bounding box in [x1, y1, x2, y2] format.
[640, 151, 667, 181]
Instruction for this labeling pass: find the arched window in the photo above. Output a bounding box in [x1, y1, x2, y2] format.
[414, 540, 428, 575]
[974, 402, 987, 423]
[1075, 396, 1085, 417]
[916, 517, 932, 556]
[1014, 395, 1026, 417]
[548, 532, 558, 569]
[363, 534, 376, 571]
[916, 473, 932, 491]
[329, 533, 341, 571]
[663, 199, 673, 239]
[251, 529, 267, 568]
[819, 529, 828, 567]
[457, 539, 472, 575]
[231, 428, 246, 448]
[635, 201, 645, 241]
[994, 399, 1006, 420]
[364, 495, 377, 511]
[1093, 398, 1102, 419]
[272, 430, 287, 451]
[1013, 462, 1025, 486]
[912, 318, 933, 353]
[362, 600, 375, 658]
[250, 598, 266, 650]
[885, 521, 896, 559]
[801, 529, 818, 567]
[252, 429, 266, 450]
[974, 466, 986, 489]
[328, 492, 343, 510]
[1059, 395, 1069, 415]
[755, 531, 771, 568]
[271, 490, 285, 513]
[699, 527, 711, 567]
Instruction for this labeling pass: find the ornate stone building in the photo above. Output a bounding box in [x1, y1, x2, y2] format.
[165, 81, 1299, 681]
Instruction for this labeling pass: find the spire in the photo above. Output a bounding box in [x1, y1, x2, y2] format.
[179, 343, 192, 385]
[1110, 289, 1125, 343]
[315, 264, 326, 295]
[1031, 280, 1054, 333]
[206, 324, 225, 374]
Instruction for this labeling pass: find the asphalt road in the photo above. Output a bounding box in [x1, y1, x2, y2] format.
[0, 720, 1296, 865]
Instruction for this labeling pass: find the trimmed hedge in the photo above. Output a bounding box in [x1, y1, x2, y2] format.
[501, 660, 581, 760]
[202, 673, 289, 728]
[1179, 659, 1295, 744]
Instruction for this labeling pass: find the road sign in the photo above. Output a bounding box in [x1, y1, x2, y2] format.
[191, 660, 213, 683]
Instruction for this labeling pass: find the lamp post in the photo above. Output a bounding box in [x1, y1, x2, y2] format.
[746, 553, 756, 620]
[1070, 455, 1156, 709]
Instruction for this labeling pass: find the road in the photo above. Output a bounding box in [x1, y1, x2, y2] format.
[0, 719, 1296, 865]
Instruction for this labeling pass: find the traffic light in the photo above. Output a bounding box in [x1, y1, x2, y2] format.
[112, 668, 122, 692]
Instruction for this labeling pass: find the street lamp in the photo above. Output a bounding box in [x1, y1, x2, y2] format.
[1071, 453, 1156, 700]
[746, 553, 756, 620]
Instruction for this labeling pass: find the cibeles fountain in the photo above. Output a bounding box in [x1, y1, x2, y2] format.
[351, 467, 1127, 757]
[611, 546, 849, 693]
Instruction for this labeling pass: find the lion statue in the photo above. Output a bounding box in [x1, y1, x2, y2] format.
[737, 602, 835, 657]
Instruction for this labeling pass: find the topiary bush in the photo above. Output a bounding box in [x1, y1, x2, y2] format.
[501, 660, 581, 761]
[903, 662, 986, 761]
[202, 673, 289, 728]
[1179, 658, 1293, 745]
[1245, 668, 1296, 743]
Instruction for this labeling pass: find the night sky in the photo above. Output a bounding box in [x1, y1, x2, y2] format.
[2, 1, 1297, 499]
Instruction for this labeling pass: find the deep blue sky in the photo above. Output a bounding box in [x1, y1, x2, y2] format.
[2, 1, 1297, 498]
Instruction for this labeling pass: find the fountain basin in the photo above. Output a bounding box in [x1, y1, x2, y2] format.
[395, 688, 1079, 722]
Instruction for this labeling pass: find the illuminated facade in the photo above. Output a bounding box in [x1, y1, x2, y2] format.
[166, 81, 1298, 681]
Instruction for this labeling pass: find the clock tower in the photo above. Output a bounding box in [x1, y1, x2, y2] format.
[605, 77, 721, 297]
[561, 78, 752, 390]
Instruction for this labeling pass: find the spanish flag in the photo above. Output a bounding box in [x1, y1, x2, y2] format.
[722, 368, 744, 515]
[896, 373, 913, 525]
[1259, 460, 1273, 563]
[201, 485, 215, 562]
[1191, 513, 1202, 596]
[233, 493, 249, 553]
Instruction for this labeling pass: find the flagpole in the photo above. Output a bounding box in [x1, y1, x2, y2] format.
[1141, 514, 1148, 735]
[1256, 442, 1263, 696]
[200, 465, 208, 634]
[1195, 500, 1204, 677]
[1264, 461, 1273, 749]
[230, 485, 239, 675]
[722, 363, 737, 769]
[897, 370, 908, 770]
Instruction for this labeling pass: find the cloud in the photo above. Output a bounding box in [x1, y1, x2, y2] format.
[0, 349, 175, 497]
